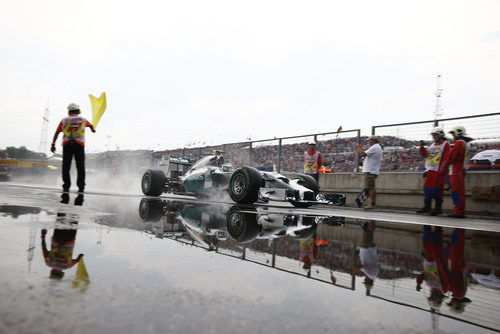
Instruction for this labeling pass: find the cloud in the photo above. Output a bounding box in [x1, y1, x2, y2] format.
[1, 0, 500, 151]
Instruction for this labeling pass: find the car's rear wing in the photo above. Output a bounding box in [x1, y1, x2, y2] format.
[160, 155, 192, 178]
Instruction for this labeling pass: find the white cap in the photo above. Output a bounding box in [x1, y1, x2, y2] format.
[67, 103, 80, 111]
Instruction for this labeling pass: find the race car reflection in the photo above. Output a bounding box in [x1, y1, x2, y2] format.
[137, 198, 500, 332]
[138, 198, 345, 249]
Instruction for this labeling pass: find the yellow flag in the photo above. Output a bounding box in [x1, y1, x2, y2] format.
[75, 258, 89, 281]
[89, 92, 107, 128]
[73, 258, 90, 291]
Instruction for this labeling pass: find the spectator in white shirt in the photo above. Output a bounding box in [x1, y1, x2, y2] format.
[355, 136, 383, 209]
[352, 220, 379, 295]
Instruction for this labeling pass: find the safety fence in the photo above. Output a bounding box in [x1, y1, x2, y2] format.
[169, 234, 356, 291]
[372, 112, 500, 172]
[88, 112, 499, 174]
[369, 275, 500, 332]
[157, 129, 362, 173]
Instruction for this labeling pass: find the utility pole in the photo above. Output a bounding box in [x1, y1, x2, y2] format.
[27, 216, 37, 273]
[38, 99, 50, 155]
[434, 74, 443, 126]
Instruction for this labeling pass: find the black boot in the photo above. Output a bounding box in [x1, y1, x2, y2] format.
[417, 199, 432, 214]
[429, 199, 443, 216]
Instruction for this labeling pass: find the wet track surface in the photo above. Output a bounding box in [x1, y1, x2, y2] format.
[0, 183, 499, 333]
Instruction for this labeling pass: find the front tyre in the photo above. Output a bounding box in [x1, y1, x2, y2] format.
[293, 174, 319, 195]
[290, 174, 319, 208]
[228, 166, 263, 204]
[142, 169, 166, 196]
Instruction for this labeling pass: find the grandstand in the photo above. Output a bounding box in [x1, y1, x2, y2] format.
[151, 135, 499, 173]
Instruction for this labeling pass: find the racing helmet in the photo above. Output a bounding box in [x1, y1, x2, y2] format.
[430, 127, 445, 138]
[449, 125, 467, 137]
[67, 103, 81, 114]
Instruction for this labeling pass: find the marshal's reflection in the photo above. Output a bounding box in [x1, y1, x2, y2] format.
[41, 193, 89, 288]
[138, 198, 500, 332]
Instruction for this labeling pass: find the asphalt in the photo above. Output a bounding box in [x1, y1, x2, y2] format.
[0, 182, 499, 334]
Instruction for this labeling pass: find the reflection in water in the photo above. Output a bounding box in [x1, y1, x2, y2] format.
[419, 226, 470, 314]
[352, 220, 379, 295]
[41, 193, 89, 289]
[138, 198, 500, 332]
[0, 205, 42, 218]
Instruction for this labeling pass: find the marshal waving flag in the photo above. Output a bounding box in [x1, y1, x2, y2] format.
[89, 92, 107, 128]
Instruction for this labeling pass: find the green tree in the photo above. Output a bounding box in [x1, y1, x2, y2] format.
[0, 146, 47, 160]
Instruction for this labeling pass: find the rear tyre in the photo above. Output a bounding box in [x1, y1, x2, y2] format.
[226, 206, 259, 243]
[228, 166, 263, 204]
[139, 198, 164, 222]
[142, 169, 166, 196]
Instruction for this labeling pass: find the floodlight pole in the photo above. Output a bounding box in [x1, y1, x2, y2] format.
[434, 73, 443, 126]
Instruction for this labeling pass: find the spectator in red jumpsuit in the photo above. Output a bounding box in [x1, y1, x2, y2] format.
[417, 127, 450, 215]
[446, 228, 471, 314]
[440, 126, 473, 218]
[417, 226, 449, 309]
[417, 226, 470, 313]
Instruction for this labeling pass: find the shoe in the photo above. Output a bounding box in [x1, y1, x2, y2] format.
[60, 193, 70, 204]
[74, 194, 84, 206]
[447, 213, 465, 219]
[363, 202, 375, 210]
[417, 199, 432, 214]
[429, 199, 443, 216]
[357, 219, 368, 231]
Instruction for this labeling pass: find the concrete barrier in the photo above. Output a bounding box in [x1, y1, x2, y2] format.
[319, 171, 500, 215]
[316, 222, 500, 267]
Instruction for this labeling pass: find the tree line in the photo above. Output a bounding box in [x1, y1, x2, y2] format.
[0, 146, 47, 160]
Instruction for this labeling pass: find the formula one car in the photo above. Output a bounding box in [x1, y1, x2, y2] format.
[138, 198, 344, 246]
[141, 152, 345, 208]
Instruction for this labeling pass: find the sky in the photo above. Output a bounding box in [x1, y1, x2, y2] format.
[0, 0, 499, 153]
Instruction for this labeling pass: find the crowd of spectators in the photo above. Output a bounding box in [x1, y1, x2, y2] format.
[155, 136, 499, 173]
[85, 136, 499, 175]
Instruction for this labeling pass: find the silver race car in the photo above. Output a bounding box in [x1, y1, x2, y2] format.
[141, 152, 345, 208]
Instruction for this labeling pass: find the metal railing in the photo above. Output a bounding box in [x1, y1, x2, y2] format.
[372, 112, 500, 141]
[371, 112, 500, 171]
[160, 129, 361, 173]
[145, 112, 500, 173]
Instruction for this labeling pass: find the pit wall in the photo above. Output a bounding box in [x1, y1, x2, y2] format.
[316, 222, 499, 267]
[318, 171, 500, 215]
